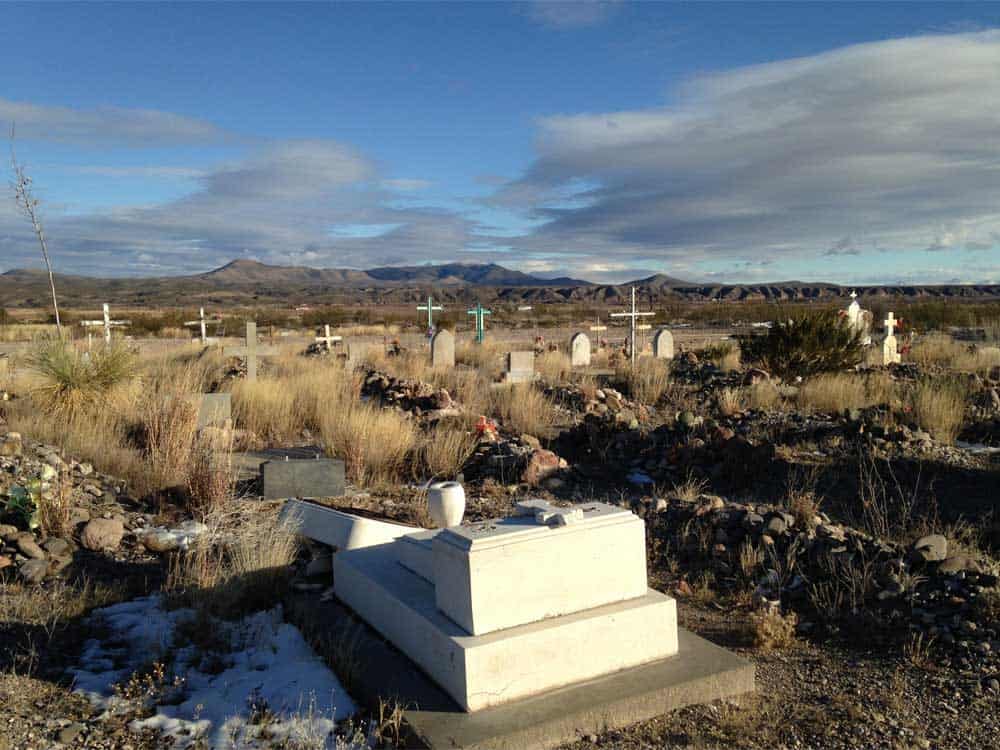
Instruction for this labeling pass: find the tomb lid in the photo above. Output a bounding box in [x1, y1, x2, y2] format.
[435, 502, 635, 552]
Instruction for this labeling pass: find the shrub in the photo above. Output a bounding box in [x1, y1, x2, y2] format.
[716, 386, 745, 416]
[535, 350, 571, 383]
[797, 372, 895, 414]
[619, 358, 671, 404]
[27, 339, 137, 415]
[740, 311, 864, 378]
[747, 609, 798, 652]
[703, 341, 741, 372]
[489, 384, 557, 435]
[420, 421, 477, 479]
[906, 377, 968, 444]
[320, 404, 417, 486]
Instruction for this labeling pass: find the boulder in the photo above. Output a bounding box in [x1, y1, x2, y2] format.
[16, 533, 46, 560]
[912, 534, 948, 563]
[18, 558, 48, 584]
[81, 518, 124, 553]
[521, 449, 562, 486]
[42, 537, 71, 557]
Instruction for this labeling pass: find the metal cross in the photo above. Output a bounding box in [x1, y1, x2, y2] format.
[314, 324, 342, 349]
[417, 295, 444, 335]
[467, 302, 492, 343]
[184, 307, 208, 344]
[610, 287, 655, 365]
[80, 303, 129, 345]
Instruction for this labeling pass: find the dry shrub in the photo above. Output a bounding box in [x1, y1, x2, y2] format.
[716, 386, 745, 416]
[797, 372, 896, 414]
[37, 472, 74, 538]
[489, 384, 557, 435]
[747, 379, 781, 410]
[704, 341, 741, 372]
[535, 350, 571, 383]
[573, 374, 599, 402]
[365, 348, 431, 381]
[620, 358, 671, 404]
[906, 377, 968, 444]
[230, 378, 297, 443]
[166, 503, 298, 618]
[747, 609, 798, 652]
[456, 340, 504, 378]
[320, 404, 417, 485]
[910, 333, 1000, 375]
[431, 368, 489, 420]
[421, 422, 477, 479]
[672, 475, 708, 502]
[26, 339, 138, 416]
[186, 430, 235, 519]
[142, 392, 199, 492]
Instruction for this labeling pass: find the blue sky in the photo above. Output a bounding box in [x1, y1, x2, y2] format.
[3, 1, 1000, 284]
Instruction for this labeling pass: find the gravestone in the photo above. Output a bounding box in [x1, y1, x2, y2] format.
[652, 328, 674, 359]
[224, 321, 278, 381]
[187, 393, 231, 429]
[503, 351, 535, 383]
[260, 457, 346, 499]
[430, 329, 455, 367]
[346, 342, 369, 369]
[570, 332, 591, 367]
[881, 312, 901, 365]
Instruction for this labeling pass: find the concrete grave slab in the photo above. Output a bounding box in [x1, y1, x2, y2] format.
[279, 498, 419, 550]
[286, 595, 753, 750]
[260, 457, 346, 499]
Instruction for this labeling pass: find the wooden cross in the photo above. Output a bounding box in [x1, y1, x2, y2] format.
[417, 296, 444, 335]
[223, 321, 278, 381]
[80, 303, 129, 345]
[467, 302, 492, 343]
[884, 312, 898, 336]
[184, 307, 208, 344]
[315, 324, 342, 349]
[610, 287, 655, 365]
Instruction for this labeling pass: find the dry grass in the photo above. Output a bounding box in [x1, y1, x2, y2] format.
[672, 475, 708, 502]
[797, 372, 895, 414]
[909, 333, 1000, 375]
[456, 340, 504, 378]
[166, 502, 299, 618]
[0, 323, 59, 343]
[619, 357, 671, 404]
[704, 341, 741, 372]
[716, 386, 745, 416]
[420, 421, 477, 480]
[747, 379, 782, 410]
[320, 403, 418, 485]
[746, 609, 798, 652]
[186, 430, 236, 519]
[489, 384, 557, 436]
[905, 377, 968, 444]
[535, 350, 571, 383]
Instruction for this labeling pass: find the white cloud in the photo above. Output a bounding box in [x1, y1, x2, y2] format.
[526, 1, 621, 29]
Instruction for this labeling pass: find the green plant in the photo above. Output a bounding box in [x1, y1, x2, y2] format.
[740, 310, 864, 378]
[27, 339, 137, 415]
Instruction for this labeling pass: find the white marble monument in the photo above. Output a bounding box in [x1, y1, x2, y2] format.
[652, 328, 674, 360]
[570, 332, 591, 367]
[334, 499, 678, 712]
[882, 312, 901, 365]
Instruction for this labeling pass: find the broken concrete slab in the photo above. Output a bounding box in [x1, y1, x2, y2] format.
[279, 498, 419, 550]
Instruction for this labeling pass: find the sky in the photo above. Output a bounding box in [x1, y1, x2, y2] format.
[3, 1, 1000, 284]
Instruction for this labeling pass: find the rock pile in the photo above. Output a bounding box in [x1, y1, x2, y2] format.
[361, 370, 458, 418]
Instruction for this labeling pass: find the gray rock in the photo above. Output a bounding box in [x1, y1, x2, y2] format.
[18, 558, 48, 584]
[80, 518, 124, 553]
[939, 554, 983, 575]
[57, 722, 85, 744]
[42, 537, 71, 557]
[16, 534, 46, 560]
[0, 524, 19, 541]
[912, 534, 948, 562]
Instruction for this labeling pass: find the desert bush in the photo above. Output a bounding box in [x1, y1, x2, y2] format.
[909, 334, 1000, 375]
[716, 386, 745, 416]
[26, 339, 137, 415]
[320, 404, 417, 485]
[740, 311, 864, 378]
[420, 421, 477, 479]
[619, 357, 671, 404]
[906, 377, 968, 444]
[746, 609, 798, 651]
[703, 341, 741, 372]
[535, 350, 571, 383]
[797, 372, 895, 414]
[489, 384, 557, 435]
[747, 380, 781, 410]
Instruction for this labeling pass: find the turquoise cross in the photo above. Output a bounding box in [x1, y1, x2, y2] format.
[467, 302, 492, 343]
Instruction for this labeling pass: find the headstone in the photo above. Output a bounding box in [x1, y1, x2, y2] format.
[652, 328, 674, 360]
[346, 342, 369, 369]
[315, 324, 343, 350]
[882, 312, 901, 365]
[569, 332, 591, 367]
[430, 329, 455, 367]
[504, 351, 535, 383]
[187, 393, 231, 429]
[224, 321, 278, 381]
[260, 457, 346, 499]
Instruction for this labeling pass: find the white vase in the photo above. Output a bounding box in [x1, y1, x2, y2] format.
[428, 481, 466, 528]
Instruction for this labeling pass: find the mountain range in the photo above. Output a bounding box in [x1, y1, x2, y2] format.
[2, 260, 999, 309]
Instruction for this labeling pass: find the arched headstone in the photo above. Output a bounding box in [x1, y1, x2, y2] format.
[569, 332, 591, 367]
[652, 328, 674, 360]
[431, 329, 455, 367]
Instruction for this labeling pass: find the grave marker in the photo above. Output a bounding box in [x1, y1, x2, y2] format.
[417, 295, 444, 337]
[261, 457, 346, 499]
[882, 312, 901, 365]
[223, 321, 278, 381]
[611, 287, 655, 366]
[187, 392, 232, 429]
[430, 328, 455, 367]
[503, 350, 535, 383]
[570, 332, 591, 367]
[80, 303, 129, 345]
[184, 307, 208, 345]
[467, 302, 492, 344]
[315, 324, 343, 350]
[652, 328, 674, 360]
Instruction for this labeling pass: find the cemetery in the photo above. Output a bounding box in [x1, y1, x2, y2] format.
[1, 292, 1000, 750]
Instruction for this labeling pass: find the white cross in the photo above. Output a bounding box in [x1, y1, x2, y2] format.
[850, 290, 858, 301]
[515, 499, 583, 527]
[223, 321, 278, 381]
[80, 303, 129, 344]
[884, 312, 898, 335]
[517, 305, 533, 312]
[417, 296, 444, 333]
[314, 324, 342, 349]
[610, 287, 655, 365]
[589, 315, 607, 334]
[184, 307, 208, 344]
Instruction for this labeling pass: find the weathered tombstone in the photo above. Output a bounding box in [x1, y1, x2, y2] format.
[503, 351, 535, 383]
[882, 312, 901, 365]
[569, 332, 591, 367]
[260, 457, 346, 499]
[187, 393, 232, 429]
[346, 342, 369, 369]
[224, 321, 278, 381]
[430, 329, 455, 367]
[652, 328, 674, 360]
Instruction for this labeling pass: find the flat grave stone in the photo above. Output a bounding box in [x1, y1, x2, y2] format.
[260, 457, 346, 499]
[503, 350, 535, 383]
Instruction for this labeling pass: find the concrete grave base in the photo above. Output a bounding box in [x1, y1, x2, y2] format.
[286, 595, 753, 750]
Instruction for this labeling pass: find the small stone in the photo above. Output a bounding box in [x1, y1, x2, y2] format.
[80, 518, 124, 553]
[18, 558, 48, 584]
[0, 554, 13, 570]
[16, 534, 46, 560]
[0, 524, 19, 542]
[912, 534, 948, 563]
[41, 538, 71, 557]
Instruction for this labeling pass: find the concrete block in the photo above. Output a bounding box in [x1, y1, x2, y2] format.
[260, 458, 345, 499]
[433, 502, 648, 635]
[334, 543, 677, 712]
[279, 499, 419, 550]
[503, 350, 535, 383]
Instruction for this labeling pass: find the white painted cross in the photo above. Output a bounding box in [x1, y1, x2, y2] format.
[515, 499, 583, 527]
[850, 290, 858, 301]
[223, 321, 278, 381]
[184, 307, 208, 344]
[80, 303, 129, 345]
[315, 324, 342, 349]
[884, 312, 898, 335]
[610, 287, 655, 365]
[417, 296, 444, 335]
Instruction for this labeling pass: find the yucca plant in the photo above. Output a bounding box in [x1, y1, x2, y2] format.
[740, 310, 864, 378]
[27, 339, 137, 415]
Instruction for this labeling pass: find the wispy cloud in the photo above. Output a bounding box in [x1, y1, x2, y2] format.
[526, 1, 621, 29]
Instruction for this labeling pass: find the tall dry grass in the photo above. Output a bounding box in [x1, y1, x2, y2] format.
[535, 350, 571, 383]
[909, 334, 1000, 375]
[716, 387, 745, 417]
[906, 377, 968, 444]
[489, 384, 557, 435]
[619, 358, 671, 404]
[420, 421, 477, 479]
[456, 340, 504, 379]
[747, 380, 782, 411]
[319, 404, 418, 485]
[797, 372, 895, 414]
